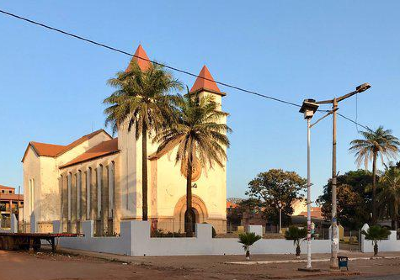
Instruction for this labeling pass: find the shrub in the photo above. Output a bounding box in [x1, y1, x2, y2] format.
[238, 232, 262, 260]
[284, 226, 307, 257]
[361, 225, 391, 256]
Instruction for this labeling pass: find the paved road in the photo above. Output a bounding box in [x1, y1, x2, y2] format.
[303, 275, 400, 280]
[349, 276, 400, 280]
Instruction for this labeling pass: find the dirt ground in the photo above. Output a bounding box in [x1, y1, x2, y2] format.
[2, 249, 400, 280]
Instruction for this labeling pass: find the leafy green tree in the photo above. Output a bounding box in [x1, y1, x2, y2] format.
[377, 165, 400, 230]
[104, 61, 182, 221]
[246, 169, 306, 226]
[349, 126, 400, 224]
[154, 92, 231, 236]
[227, 198, 263, 228]
[285, 226, 307, 257]
[361, 225, 391, 256]
[317, 170, 373, 230]
[238, 232, 262, 260]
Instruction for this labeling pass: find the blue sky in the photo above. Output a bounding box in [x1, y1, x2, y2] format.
[1, 1, 400, 201]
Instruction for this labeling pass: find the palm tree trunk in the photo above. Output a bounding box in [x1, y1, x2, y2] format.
[142, 124, 148, 221]
[372, 151, 377, 225]
[185, 141, 194, 237]
[374, 242, 378, 256]
[246, 249, 250, 260]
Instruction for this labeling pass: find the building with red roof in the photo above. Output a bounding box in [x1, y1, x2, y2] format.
[22, 45, 228, 235]
[0, 185, 24, 228]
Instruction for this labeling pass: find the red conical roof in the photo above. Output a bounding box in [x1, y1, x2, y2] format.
[126, 44, 151, 72]
[190, 65, 225, 96]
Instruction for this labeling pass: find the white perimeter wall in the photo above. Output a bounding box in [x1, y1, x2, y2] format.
[361, 224, 400, 253]
[53, 220, 331, 256]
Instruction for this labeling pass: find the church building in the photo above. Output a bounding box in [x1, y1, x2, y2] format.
[22, 45, 228, 235]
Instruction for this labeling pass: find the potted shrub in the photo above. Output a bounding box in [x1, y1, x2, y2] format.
[284, 226, 307, 258]
[238, 232, 262, 260]
[361, 225, 391, 256]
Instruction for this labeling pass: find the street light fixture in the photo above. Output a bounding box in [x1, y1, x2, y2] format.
[299, 99, 319, 270]
[278, 201, 282, 234]
[356, 83, 371, 93]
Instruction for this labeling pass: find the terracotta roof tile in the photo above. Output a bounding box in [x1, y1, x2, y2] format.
[22, 129, 110, 162]
[126, 44, 151, 72]
[0, 193, 23, 201]
[190, 65, 225, 96]
[29, 142, 66, 157]
[60, 138, 119, 169]
[0, 185, 15, 190]
[226, 201, 239, 209]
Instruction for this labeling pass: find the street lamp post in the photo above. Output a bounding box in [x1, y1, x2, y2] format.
[299, 99, 319, 269]
[278, 201, 282, 234]
[316, 83, 371, 269]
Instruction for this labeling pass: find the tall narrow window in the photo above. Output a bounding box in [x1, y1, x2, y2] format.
[29, 179, 35, 214]
[86, 168, 91, 219]
[67, 173, 72, 221]
[97, 165, 102, 218]
[108, 162, 115, 218]
[77, 171, 82, 220]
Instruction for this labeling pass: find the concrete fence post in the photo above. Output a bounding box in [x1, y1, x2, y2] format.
[82, 220, 94, 238]
[53, 220, 61, 233]
[11, 214, 18, 233]
[30, 213, 37, 233]
[248, 225, 263, 236]
[360, 223, 369, 252]
[130, 221, 150, 256]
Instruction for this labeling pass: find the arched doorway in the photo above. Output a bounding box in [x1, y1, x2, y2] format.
[173, 195, 208, 233]
[184, 208, 198, 233]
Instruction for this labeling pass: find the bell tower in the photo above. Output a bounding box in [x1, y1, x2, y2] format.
[117, 44, 151, 214]
[189, 65, 226, 111]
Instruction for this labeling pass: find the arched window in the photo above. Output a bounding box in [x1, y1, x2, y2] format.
[108, 161, 115, 218]
[97, 165, 103, 219]
[67, 173, 72, 221]
[86, 167, 91, 219]
[29, 179, 35, 214]
[77, 170, 82, 220]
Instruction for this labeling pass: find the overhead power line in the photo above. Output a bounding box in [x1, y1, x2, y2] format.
[0, 8, 370, 131]
[337, 112, 369, 131]
[0, 9, 301, 108]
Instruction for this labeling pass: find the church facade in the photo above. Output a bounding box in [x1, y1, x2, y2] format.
[22, 45, 228, 235]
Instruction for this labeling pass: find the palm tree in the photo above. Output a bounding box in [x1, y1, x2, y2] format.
[104, 61, 182, 221]
[377, 165, 400, 231]
[284, 226, 307, 258]
[154, 92, 231, 236]
[349, 126, 400, 224]
[238, 232, 262, 260]
[361, 225, 391, 256]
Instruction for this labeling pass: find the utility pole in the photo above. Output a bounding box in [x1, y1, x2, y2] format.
[299, 99, 319, 270]
[278, 201, 282, 234]
[317, 83, 371, 269]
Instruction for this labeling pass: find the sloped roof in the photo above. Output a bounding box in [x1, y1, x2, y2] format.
[190, 65, 225, 96]
[60, 138, 119, 169]
[0, 193, 23, 201]
[0, 185, 15, 190]
[226, 201, 239, 209]
[126, 44, 151, 72]
[22, 129, 110, 162]
[28, 142, 66, 157]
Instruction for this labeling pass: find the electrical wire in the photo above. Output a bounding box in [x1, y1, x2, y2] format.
[0, 9, 301, 108]
[338, 113, 369, 131]
[0, 8, 370, 131]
